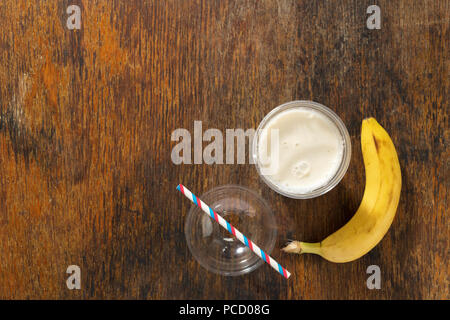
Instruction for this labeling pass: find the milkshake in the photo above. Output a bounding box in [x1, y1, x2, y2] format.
[253, 101, 351, 199]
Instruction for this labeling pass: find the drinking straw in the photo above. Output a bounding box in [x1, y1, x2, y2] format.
[177, 184, 291, 279]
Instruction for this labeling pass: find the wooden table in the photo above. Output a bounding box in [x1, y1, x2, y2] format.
[0, 0, 447, 299]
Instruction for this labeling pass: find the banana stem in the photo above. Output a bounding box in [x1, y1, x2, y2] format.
[299, 242, 321, 254]
[282, 241, 321, 255]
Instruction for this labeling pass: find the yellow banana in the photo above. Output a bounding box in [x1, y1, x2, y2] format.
[282, 118, 401, 262]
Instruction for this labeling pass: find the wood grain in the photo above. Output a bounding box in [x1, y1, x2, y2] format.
[0, 0, 448, 299]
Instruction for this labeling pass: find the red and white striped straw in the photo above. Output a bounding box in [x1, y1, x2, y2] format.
[177, 184, 291, 279]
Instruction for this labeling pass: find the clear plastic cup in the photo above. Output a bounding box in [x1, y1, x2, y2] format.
[184, 185, 277, 276]
[252, 100, 351, 199]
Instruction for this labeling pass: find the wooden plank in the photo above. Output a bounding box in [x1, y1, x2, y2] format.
[0, 0, 447, 299]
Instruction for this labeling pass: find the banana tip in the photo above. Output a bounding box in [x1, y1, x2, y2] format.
[282, 241, 302, 254]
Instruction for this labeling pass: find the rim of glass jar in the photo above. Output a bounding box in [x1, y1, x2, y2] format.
[252, 100, 352, 199]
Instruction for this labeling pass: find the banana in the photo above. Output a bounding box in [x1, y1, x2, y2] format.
[282, 118, 401, 263]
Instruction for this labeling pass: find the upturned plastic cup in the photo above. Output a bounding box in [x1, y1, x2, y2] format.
[184, 185, 277, 276]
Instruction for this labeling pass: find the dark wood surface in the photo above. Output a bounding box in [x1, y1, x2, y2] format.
[0, 0, 448, 299]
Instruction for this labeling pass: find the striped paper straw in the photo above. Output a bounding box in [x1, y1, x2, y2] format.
[177, 184, 291, 279]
